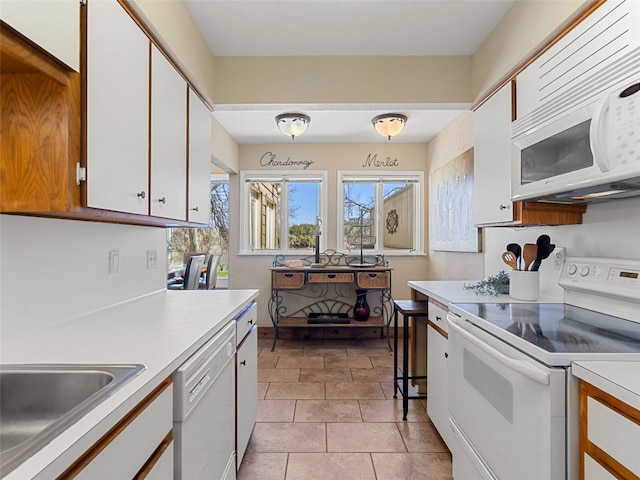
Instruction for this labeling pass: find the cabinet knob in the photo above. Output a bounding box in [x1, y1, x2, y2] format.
[444, 353, 448, 359]
[240, 360, 246, 366]
[248, 319, 253, 324]
[137, 191, 146, 199]
[499, 204, 511, 210]
[436, 316, 442, 322]
[190, 206, 199, 212]
[158, 197, 166, 204]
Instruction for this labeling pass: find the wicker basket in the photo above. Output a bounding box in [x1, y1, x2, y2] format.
[357, 271, 390, 289]
[308, 272, 354, 283]
[273, 272, 305, 289]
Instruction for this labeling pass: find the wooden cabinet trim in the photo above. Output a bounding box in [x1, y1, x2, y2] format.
[133, 431, 173, 480]
[58, 377, 173, 479]
[428, 298, 449, 313]
[580, 381, 640, 480]
[427, 320, 448, 339]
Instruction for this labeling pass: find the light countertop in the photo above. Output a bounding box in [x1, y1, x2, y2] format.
[572, 361, 640, 410]
[408, 280, 562, 306]
[1, 288, 258, 480]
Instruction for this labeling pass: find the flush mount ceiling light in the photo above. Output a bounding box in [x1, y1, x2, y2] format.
[275, 113, 310, 140]
[372, 113, 407, 140]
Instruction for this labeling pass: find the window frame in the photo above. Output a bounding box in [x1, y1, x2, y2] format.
[337, 170, 424, 256]
[239, 170, 328, 255]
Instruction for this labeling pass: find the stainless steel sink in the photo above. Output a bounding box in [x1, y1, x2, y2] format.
[0, 364, 146, 477]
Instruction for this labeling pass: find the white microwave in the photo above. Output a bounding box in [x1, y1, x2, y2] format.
[511, 80, 640, 203]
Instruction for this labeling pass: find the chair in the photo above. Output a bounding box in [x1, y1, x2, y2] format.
[168, 255, 206, 290]
[393, 300, 428, 421]
[199, 254, 221, 290]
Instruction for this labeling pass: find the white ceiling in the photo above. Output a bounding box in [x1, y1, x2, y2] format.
[184, 0, 517, 144]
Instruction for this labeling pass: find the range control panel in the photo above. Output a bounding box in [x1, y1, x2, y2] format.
[560, 256, 640, 297]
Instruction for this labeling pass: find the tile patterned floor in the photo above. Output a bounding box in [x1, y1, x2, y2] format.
[238, 338, 453, 480]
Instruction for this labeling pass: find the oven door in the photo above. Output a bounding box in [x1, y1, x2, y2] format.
[447, 313, 566, 480]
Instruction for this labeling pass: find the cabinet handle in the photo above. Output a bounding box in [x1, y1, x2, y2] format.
[499, 204, 511, 210]
[190, 206, 199, 212]
[240, 360, 246, 366]
[137, 191, 146, 199]
[445, 353, 448, 359]
[158, 197, 166, 204]
[436, 316, 442, 322]
[248, 319, 253, 324]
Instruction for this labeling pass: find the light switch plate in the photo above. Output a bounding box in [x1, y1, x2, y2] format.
[147, 250, 158, 269]
[109, 250, 120, 274]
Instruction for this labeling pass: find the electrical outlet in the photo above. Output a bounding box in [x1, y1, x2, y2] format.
[109, 250, 120, 274]
[147, 250, 158, 269]
[553, 247, 565, 271]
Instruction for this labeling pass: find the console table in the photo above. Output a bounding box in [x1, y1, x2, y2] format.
[268, 251, 393, 350]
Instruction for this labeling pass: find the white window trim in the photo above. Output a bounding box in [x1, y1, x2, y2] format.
[239, 170, 328, 255]
[337, 170, 424, 256]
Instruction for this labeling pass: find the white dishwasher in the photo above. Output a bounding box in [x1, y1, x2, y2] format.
[173, 320, 236, 480]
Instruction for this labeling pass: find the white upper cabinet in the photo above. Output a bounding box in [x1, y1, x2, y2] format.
[516, 0, 640, 126]
[1, 0, 80, 71]
[150, 45, 187, 220]
[473, 82, 513, 225]
[187, 89, 212, 224]
[86, 0, 150, 215]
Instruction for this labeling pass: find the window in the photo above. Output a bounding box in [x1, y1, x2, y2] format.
[338, 171, 424, 255]
[240, 171, 328, 254]
[167, 174, 230, 276]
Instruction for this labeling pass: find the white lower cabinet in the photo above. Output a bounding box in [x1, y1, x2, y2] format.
[236, 325, 258, 468]
[427, 301, 452, 450]
[70, 379, 173, 479]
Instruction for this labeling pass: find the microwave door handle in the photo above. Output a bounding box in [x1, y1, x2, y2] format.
[446, 313, 550, 385]
[589, 95, 611, 172]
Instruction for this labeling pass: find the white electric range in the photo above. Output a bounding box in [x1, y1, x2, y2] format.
[447, 257, 640, 480]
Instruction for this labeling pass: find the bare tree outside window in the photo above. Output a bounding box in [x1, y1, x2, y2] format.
[167, 178, 229, 278]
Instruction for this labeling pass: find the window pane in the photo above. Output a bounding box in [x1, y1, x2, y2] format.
[383, 183, 414, 250]
[288, 182, 319, 249]
[343, 183, 376, 250]
[249, 182, 281, 250]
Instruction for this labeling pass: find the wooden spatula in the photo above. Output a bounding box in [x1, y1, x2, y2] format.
[522, 243, 538, 271]
[501, 251, 518, 270]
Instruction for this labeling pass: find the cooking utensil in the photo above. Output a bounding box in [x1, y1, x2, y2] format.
[506, 243, 522, 270]
[531, 242, 556, 271]
[502, 251, 518, 270]
[522, 243, 538, 271]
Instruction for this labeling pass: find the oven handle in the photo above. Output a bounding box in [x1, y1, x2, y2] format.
[447, 313, 550, 385]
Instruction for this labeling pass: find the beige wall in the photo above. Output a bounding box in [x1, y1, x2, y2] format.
[424, 111, 485, 281]
[214, 56, 473, 104]
[211, 117, 239, 174]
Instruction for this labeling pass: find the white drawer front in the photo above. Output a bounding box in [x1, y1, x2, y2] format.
[77, 384, 173, 479]
[428, 301, 448, 334]
[236, 302, 257, 343]
[588, 396, 640, 477]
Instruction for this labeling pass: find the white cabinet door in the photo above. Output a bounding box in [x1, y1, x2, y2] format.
[237, 326, 258, 468]
[427, 323, 452, 449]
[86, 0, 149, 215]
[1, 0, 79, 71]
[150, 45, 187, 220]
[473, 82, 513, 225]
[142, 440, 174, 480]
[187, 89, 212, 224]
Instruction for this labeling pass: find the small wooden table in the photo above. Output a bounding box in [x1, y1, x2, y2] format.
[268, 251, 393, 350]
